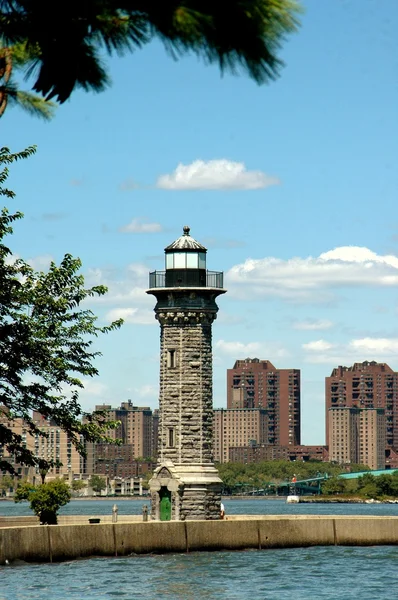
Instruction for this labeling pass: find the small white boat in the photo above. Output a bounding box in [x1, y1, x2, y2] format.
[286, 495, 300, 504]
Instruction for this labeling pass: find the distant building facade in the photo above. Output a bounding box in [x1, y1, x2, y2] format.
[0, 407, 81, 480]
[93, 444, 154, 478]
[82, 401, 158, 478]
[227, 358, 301, 445]
[213, 408, 268, 463]
[326, 361, 398, 467]
[94, 400, 156, 458]
[0, 406, 34, 479]
[228, 444, 328, 464]
[32, 411, 82, 479]
[328, 406, 386, 470]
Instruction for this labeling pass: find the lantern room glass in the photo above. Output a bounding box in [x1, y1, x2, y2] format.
[165, 251, 206, 270]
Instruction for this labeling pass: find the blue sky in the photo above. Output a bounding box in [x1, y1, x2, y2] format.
[2, 1, 398, 444]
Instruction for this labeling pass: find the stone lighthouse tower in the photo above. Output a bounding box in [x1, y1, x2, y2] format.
[147, 226, 226, 521]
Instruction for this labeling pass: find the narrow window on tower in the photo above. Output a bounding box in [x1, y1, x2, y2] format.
[167, 349, 176, 369]
[168, 428, 175, 448]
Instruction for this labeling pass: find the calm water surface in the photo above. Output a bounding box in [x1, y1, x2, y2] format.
[1, 499, 398, 599]
[3, 496, 398, 517]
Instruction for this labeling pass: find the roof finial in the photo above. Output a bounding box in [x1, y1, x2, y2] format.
[183, 225, 190, 236]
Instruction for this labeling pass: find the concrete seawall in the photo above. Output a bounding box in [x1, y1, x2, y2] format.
[1, 516, 398, 564]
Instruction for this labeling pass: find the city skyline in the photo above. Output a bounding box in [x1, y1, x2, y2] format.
[2, 1, 398, 445]
[5, 355, 398, 473]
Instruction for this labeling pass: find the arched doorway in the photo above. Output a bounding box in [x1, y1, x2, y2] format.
[159, 486, 172, 521]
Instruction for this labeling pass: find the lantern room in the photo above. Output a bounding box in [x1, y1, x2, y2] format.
[148, 226, 223, 289]
[164, 225, 206, 287]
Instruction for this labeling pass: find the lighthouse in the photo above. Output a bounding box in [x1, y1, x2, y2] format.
[147, 226, 226, 520]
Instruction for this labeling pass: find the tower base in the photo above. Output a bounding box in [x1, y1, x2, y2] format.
[149, 461, 222, 521]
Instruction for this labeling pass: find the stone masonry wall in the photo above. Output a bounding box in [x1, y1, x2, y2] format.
[156, 310, 216, 464]
[179, 484, 221, 521]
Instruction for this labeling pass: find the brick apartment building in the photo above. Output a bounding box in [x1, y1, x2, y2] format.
[0, 407, 82, 480]
[1, 401, 159, 481]
[326, 361, 398, 467]
[84, 401, 158, 477]
[213, 408, 268, 463]
[328, 407, 386, 470]
[93, 444, 154, 478]
[228, 444, 328, 464]
[227, 358, 301, 446]
[94, 400, 156, 458]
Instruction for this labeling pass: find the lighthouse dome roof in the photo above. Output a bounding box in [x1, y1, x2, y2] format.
[165, 226, 207, 252]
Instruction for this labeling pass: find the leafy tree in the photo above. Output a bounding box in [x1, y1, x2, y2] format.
[0, 42, 56, 118]
[357, 473, 379, 499]
[388, 471, 398, 497]
[320, 477, 347, 496]
[15, 478, 71, 524]
[375, 474, 393, 497]
[89, 475, 107, 494]
[0, 146, 123, 474]
[13, 479, 34, 500]
[0, 1, 302, 104]
[0, 473, 14, 494]
[217, 460, 369, 493]
[71, 479, 86, 492]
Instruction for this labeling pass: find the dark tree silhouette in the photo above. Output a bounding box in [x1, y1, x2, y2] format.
[0, 1, 301, 103]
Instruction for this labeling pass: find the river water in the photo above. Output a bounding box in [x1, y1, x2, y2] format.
[1, 499, 398, 599]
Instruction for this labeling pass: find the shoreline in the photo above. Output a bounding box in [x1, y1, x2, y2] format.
[2, 515, 398, 565]
[2, 495, 398, 504]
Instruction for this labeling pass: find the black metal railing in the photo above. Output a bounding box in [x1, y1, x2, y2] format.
[149, 269, 224, 289]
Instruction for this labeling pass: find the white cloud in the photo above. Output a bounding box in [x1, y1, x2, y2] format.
[215, 340, 263, 356]
[6, 253, 54, 270]
[105, 307, 154, 325]
[227, 245, 398, 301]
[120, 218, 162, 234]
[349, 337, 398, 354]
[302, 336, 398, 365]
[27, 254, 54, 270]
[215, 339, 288, 358]
[85, 263, 152, 306]
[319, 246, 398, 268]
[302, 339, 335, 352]
[156, 159, 279, 191]
[293, 319, 333, 331]
[80, 379, 108, 397]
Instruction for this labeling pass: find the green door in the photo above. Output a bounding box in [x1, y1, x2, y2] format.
[159, 487, 172, 521]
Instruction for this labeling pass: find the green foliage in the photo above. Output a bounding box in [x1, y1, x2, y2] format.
[0, 42, 57, 118]
[71, 479, 86, 492]
[0, 1, 302, 103]
[0, 473, 14, 492]
[89, 475, 107, 493]
[0, 147, 123, 474]
[320, 476, 347, 495]
[320, 471, 398, 500]
[217, 460, 369, 493]
[15, 479, 71, 524]
[354, 472, 398, 500]
[14, 480, 36, 501]
[356, 474, 379, 499]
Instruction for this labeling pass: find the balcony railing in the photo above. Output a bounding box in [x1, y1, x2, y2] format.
[149, 269, 224, 289]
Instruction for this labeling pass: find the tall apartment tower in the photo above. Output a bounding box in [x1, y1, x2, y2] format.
[213, 408, 268, 463]
[328, 406, 386, 470]
[31, 412, 81, 479]
[94, 401, 154, 458]
[147, 226, 226, 521]
[227, 358, 301, 445]
[326, 361, 398, 460]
